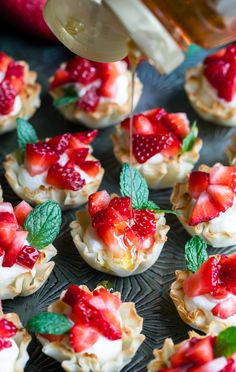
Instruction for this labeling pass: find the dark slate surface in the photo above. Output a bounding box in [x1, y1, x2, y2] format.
[0, 32, 235, 371]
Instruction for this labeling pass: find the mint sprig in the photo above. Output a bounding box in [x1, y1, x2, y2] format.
[53, 85, 78, 108]
[17, 118, 38, 154]
[185, 236, 208, 272]
[214, 327, 236, 358]
[27, 312, 72, 335]
[24, 200, 62, 250]
[181, 121, 198, 153]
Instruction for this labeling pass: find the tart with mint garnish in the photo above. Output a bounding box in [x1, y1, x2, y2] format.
[185, 44, 236, 127]
[112, 108, 202, 189]
[148, 326, 236, 372]
[49, 56, 143, 128]
[0, 51, 41, 135]
[4, 118, 104, 210]
[171, 236, 236, 334]
[171, 163, 236, 247]
[27, 284, 145, 372]
[0, 199, 61, 299]
[70, 163, 170, 277]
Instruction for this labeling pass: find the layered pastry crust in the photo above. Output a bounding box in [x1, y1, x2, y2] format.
[70, 210, 169, 277]
[37, 285, 145, 372]
[4, 151, 104, 210]
[226, 133, 236, 166]
[0, 61, 41, 135]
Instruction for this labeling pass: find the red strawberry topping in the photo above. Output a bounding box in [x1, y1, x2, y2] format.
[99, 62, 119, 98]
[3, 230, 28, 267]
[14, 201, 33, 227]
[162, 112, 190, 139]
[48, 133, 72, 154]
[66, 57, 97, 85]
[0, 52, 12, 73]
[77, 86, 100, 112]
[16, 246, 40, 270]
[67, 148, 89, 165]
[46, 164, 85, 191]
[88, 191, 110, 217]
[78, 160, 100, 177]
[207, 185, 234, 212]
[212, 297, 236, 319]
[0, 203, 18, 248]
[25, 142, 59, 176]
[132, 210, 156, 237]
[0, 318, 17, 338]
[0, 80, 16, 115]
[69, 324, 99, 353]
[188, 172, 210, 199]
[109, 196, 131, 219]
[73, 129, 98, 144]
[121, 114, 155, 135]
[219, 253, 236, 295]
[50, 69, 70, 89]
[5, 61, 25, 94]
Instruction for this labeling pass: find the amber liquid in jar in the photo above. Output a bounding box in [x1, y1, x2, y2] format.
[142, 0, 236, 50]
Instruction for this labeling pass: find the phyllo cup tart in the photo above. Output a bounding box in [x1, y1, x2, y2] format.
[4, 118, 104, 210]
[71, 164, 170, 277]
[49, 56, 142, 128]
[185, 44, 236, 127]
[112, 108, 202, 190]
[148, 327, 236, 372]
[27, 284, 145, 372]
[0, 199, 61, 299]
[171, 235, 236, 334]
[171, 163, 236, 247]
[0, 51, 41, 135]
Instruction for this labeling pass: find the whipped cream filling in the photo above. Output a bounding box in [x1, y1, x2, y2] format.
[83, 225, 104, 253]
[0, 253, 36, 287]
[206, 197, 236, 234]
[202, 73, 236, 108]
[0, 338, 19, 372]
[184, 292, 236, 324]
[79, 335, 122, 364]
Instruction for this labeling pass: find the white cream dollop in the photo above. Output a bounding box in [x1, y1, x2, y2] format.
[0, 338, 19, 372]
[79, 335, 122, 364]
[207, 197, 236, 234]
[0, 253, 36, 287]
[202, 74, 236, 108]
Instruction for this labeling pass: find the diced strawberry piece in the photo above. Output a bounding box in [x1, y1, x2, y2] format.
[14, 201, 33, 226]
[162, 113, 190, 139]
[188, 171, 210, 199]
[73, 130, 98, 144]
[77, 86, 100, 112]
[211, 285, 228, 299]
[0, 318, 17, 338]
[0, 338, 12, 351]
[0, 52, 12, 73]
[109, 197, 131, 219]
[0, 248, 4, 257]
[208, 185, 234, 212]
[88, 191, 110, 217]
[121, 114, 155, 135]
[48, 133, 72, 154]
[66, 57, 97, 85]
[69, 324, 99, 353]
[212, 297, 236, 319]
[145, 108, 167, 122]
[186, 337, 214, 366]
[183, 257, 220, 297]
[50, 68, 70, 89]
[100, 62, 119, 98]
[0, 207, 18, 248]
[220, 253, 236, 295]
[96, 218, 128, 257]
[132, 210, 156, 237]
[41, 334, 64, 342]
[67, 148, 89, 164]
[3, 230, 28, 267]
[25, 142, 59, 176]
[220, 359, 236, 372]
[63, 285, 92, 307]
[46, 164, 85, 191]
[170, 341, 191, 367]
[5, 61, 25, 93]
[16, 245, 40, 269]
[93, 287, 121, 311]
[78, 160, 100, 177]
[92, 206, 124, 229]
[189, 191, 219, 226]
[161, 134, 181, 157]
[188, 357, 228, 372]
[0, 80, 16, 115]
[210, 164, 236, 189]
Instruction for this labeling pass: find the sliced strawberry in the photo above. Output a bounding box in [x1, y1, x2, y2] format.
[14, 201, 33, 226]
[73, 130, 98, 145]
[212, 297, 236, 319]
[100, 62, 119, 97]
[78, 160, 100, 177]
[170, 341, 191, 367]
[16, 245, 40, 269]
[0, 338, 12, 351]
[66, 57, 97, 85]
[48, 133, 72, 154]
[211, 285, 228, 300]
[208, 185, 234, 212]
[0, 206, 18, 248]
[50, 68, 70, 89]
[63, 285, 92, 307]
[88, 191, 110, 217]
[3, 230, 28, 267]
[77, 86, 100, 112]
[0, 80, 16, 115]
[188, 357, 228, 372]
[0, 318, 17, 338]
[25, 142, 59, 176]
[5, 61, 25, 93]
[220, 359, 236, 372]
[186, 337, 214, 366]
[210, 163, 236, 187]
[109, 197, 131, 219]
[67, 148, 89, 164]
[46, 164, 85, 191]
[132, 210, 156, 237]
[145, 108, 166, 122]
[69, 324, 99, 353]
[183, 257, 220, 297]
[189, 191, 219, 226]
[93, 287, 121, 311]
[0, 52, 12, 73]
[220, 253, 236, 294]
[188, 171, 210, 199]
[163, 113, 190, 139]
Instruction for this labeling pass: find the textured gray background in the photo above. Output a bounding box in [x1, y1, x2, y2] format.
[0, 31, 235, 371]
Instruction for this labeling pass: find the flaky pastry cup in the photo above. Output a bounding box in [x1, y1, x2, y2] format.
[170, 267, 230, 334]
[0, 184, 2, 202]
[171, 163, 236, 247]
[70, 209, 169, 277]
[0, 312, 32, 371]
[112, 125, 202, 189]
[226, 133, 236, 166]
[0, 244, 57, 300]
[4, 151, 104, 210]
[147, 331, 200, 372]
[49, 68, 143, 129]
[0, 61, 41, 135]
[185, 65, 236, 127]
[36, 285, 145, 372]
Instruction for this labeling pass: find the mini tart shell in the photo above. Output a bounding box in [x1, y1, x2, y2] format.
[4, 151, 104, 210]
[36, 285, 145, 372]
[0, 61, 41, 135]
[112, 125, 202, 190]
[185, 65, 236, 127]
[49, 66, 143, 129]
[170, 265, 231, 334]
[70, 209, 169, 277]
[0, 243, 57, 300]
[226, 133, 236, 166]
[147, 330, 201, 372]
[171, 163, 236, 248]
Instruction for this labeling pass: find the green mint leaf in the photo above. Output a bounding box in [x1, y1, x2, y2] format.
[214, 327, 236, 358]
[156, 209, 179, 215]
[185, 235, 208, 272]
[24, 200, 62, 250]
[181, 121, 198, 153]
[27, 312, 72, 335]
[120, 163, 149, 209]
[53, 95, 78, 108]
[17, 118, 38, 154]
[138, 200, 160, 211]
